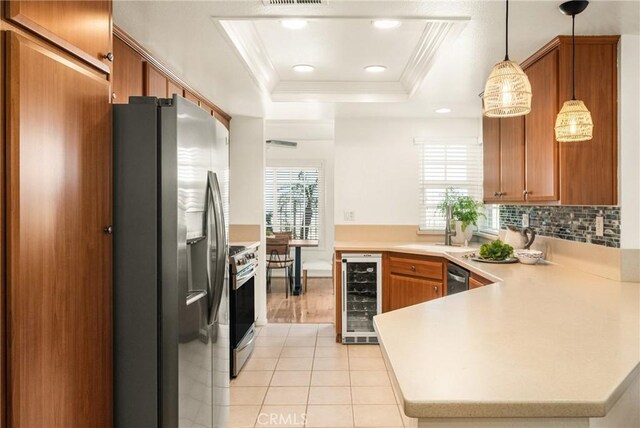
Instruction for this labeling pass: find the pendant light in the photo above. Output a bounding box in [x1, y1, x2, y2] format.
[555, 0, 593, 142]
[483, 0, 532, 117]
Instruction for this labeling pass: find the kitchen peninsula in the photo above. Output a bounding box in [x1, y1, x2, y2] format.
[344, 243, 640, 427]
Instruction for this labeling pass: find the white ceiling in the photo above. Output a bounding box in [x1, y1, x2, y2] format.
[113, 0, 640, 120]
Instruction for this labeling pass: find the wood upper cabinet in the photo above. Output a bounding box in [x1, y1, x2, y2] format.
[7, 0, 112, 73]
[523, 50, 559, 202]
[144, 62, 168, 98]
[482, 36, 618, 206]
[499, 116, 526, 202]
[184, 89, 201, 106]
[389, 275, 442, 311]
[6, 32, 112, 427]
[168, 79, 184, 98]
[482, 116, 501, 203]
[558, 37, 618, 205]
[112, 36, 143, 104]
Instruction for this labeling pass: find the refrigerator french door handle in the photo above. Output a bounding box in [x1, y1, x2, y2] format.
[206, 171, 227, 326]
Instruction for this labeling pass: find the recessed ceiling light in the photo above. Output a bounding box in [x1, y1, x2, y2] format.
[364, 65, 387, 73]
[281, 19, 308, 30]
[292, 64, 315, 73]
[435, 108, 452, 114]
[372, 19, 401, 29]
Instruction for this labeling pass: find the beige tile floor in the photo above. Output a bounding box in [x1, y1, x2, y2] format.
[229, 323, 417, 428]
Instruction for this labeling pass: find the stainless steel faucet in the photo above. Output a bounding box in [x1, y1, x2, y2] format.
[444, 204, 456, 246]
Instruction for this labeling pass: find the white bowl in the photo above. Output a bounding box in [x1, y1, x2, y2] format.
[514, 249, 544, 265]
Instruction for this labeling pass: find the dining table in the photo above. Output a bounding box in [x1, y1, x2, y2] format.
[288, 239, 319, 295]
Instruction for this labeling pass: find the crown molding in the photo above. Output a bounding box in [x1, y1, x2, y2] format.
[400, 20, 468, 96]
[216, 20, 279, 94]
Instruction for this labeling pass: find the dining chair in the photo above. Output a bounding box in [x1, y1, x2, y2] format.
[266, 237, 294, 299]
[273, 231, 293, 241]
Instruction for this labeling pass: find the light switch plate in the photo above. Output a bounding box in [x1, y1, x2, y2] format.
[522, 214, 530, 228]
[344, 210, 355, 222]
[595, 216, 604, 237]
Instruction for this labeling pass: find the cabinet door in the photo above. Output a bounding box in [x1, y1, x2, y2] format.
[112, 36, 143, 104]
[525, 50, 559, 202]
[482, 116, 501, 202]
[168, 79, 184, 98]
[7, 33, 112, 427]
[559, 41, 617, 205]
[389, 275, 442, 311]
[7, 0, 112, 73]
[499, 116, 526, 202]
[144, 62, 168, 98]
[184, 89, 200, 106]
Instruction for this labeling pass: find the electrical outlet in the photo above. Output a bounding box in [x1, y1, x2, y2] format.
[343, 210, 355, 222]
[595, 216, 604, 237]
[522, 214, 530, 227]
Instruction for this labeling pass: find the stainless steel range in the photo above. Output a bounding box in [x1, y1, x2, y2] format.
[229, 244, 258, 377]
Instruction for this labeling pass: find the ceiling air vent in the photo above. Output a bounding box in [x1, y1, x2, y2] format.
[262, 0, 325, 5]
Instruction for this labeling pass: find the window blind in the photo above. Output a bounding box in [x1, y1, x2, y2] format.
[418, 139, 483, 231]
[265, 166, 321, 240]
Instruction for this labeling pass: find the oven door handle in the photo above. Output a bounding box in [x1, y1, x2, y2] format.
[234, 267, 256, 290]
[448, 272, 467, 283]
[236, 329, 256, 353]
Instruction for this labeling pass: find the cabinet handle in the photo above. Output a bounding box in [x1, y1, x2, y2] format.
[523, 190, 529, 196]
[494, 191, 500, 197]
[410, 265, 416, 271]
[102, 52, 114, 62]
[104, 225, 113, 235]
[111, 92, 117, 100]
[433, 286, 439, 293]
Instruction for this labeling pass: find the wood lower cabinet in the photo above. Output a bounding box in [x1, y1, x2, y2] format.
[6, 32, 113, 428]
[470, 272, 493, 289]
[386, 253, 445, 312]
[388, 274, 442, 311]
[6, 0, 112, 73]
[112, 36, 143, 104]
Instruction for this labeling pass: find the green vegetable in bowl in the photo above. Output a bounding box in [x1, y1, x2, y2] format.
[479, 239, 514, 261]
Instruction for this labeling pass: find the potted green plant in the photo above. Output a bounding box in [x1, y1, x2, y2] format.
[437, 187, 485, 245]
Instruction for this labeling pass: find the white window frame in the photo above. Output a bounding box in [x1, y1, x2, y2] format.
[265, 160, 325, 245]
[415, 137, 484, 232]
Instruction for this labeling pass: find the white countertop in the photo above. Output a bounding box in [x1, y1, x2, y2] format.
[337, 242, 640, 418]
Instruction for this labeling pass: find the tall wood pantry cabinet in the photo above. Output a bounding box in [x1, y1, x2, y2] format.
[2, 1, 114, 426]
[483, 36, 619, 206]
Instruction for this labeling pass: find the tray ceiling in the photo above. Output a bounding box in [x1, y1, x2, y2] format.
[215, 17, 467, 102]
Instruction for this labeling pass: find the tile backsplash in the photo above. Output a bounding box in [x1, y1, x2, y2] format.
[499, 205, 621, 248]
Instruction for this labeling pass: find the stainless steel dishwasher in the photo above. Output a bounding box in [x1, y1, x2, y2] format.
[447, 263, 470, 295]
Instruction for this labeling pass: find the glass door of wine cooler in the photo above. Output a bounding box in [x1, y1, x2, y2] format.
[341, 254, 382, 344]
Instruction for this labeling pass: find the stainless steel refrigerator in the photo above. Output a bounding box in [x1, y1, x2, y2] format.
[113, 96, 230, 428]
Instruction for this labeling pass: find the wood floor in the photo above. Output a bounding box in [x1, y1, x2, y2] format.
[267, 277, 335, 324]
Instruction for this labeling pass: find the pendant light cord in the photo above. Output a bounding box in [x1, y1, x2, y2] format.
[504, 0, 510, 61]
[572, 14, 576, 100]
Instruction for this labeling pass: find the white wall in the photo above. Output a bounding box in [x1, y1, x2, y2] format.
[334, 118, 480, 225]
[265, 121, 335, 272]
[229, 116, 268, 325]
[619, 35, 640, 250]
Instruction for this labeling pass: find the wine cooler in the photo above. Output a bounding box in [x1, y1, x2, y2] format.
[341, 253, 382, 344]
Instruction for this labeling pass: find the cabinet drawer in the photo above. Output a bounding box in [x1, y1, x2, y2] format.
[389, 256, 443, 280]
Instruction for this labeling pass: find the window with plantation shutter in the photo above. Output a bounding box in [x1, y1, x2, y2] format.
[265, 165, 321, 240]
[417, 138, 483, 231]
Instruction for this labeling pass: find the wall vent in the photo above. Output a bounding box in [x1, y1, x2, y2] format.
[262, 0, 325, 5]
